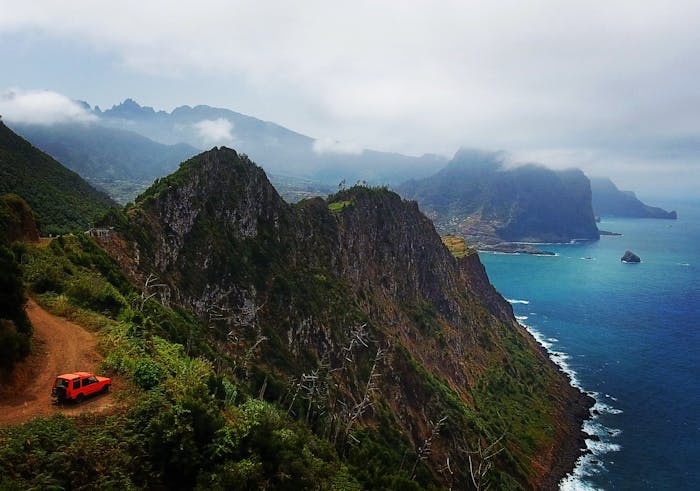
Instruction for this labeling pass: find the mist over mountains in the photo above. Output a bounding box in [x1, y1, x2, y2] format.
[93, 98, 447, 185]
[5, 95, 676, 234]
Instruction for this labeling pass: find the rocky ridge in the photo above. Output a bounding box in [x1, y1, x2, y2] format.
[102, 147, 592, 488]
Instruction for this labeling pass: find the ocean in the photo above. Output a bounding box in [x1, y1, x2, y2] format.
[479, 200, 700, 490]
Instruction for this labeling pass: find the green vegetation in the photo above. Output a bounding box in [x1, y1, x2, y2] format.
[0, 244, 32, 375]
[0, 196, 34, 375]
[1, 234, 361, 490]
[0, 149, 577, 489]
[328, 200, 353, 213]
[0, 121, 115, 235]
[441, 234, 475, 258]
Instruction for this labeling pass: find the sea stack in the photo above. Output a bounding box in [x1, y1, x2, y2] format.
[621, 250, 641, 263]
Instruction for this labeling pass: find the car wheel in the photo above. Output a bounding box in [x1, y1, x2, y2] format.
[102, 384, 110, 394]
[76, 393, 84, 404]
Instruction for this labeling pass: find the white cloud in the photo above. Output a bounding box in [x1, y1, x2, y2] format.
[193, 118, 235, 146]
[0, 89, 97, 125]
[312, 138, 362, 155]
[1, 1, 699, 194]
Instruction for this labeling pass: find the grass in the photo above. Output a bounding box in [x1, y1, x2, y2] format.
[328, 200, 353, 214]
[441, 234, 476, 258]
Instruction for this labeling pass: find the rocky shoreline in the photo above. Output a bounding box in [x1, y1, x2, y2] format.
[524, 327, 596, 490]
[543, 385, 595, 490]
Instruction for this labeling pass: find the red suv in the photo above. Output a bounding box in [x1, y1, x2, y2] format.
[51, 372, 111, 403]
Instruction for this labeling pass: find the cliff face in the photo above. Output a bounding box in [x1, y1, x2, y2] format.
[398, 149, 600, 245]
[106, 147, 590, 488]
[591, 177, 677, 219]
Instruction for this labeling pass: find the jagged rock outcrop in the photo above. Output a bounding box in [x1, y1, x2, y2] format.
[103, 147, 591, 489]
[591, 177, 677, 219]
[398, 149, 601, 246]
[621, 250, 641, 263]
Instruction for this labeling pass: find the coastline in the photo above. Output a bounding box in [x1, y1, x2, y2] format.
[517, 318, 596, 490]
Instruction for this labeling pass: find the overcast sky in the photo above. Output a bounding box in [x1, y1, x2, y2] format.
[1, 1, 699, 197]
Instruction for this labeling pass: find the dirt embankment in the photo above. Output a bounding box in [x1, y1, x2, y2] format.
[0, 299, 117, 426]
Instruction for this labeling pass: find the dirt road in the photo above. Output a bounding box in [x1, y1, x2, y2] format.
[0, 298, 116, 426]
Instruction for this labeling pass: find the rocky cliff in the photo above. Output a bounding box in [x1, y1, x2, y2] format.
[591, 177, 677, 219]
[398, 149, 600, 246]
[103, 147, 591, 489]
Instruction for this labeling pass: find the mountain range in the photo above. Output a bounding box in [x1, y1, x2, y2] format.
[94, 98, 447, 185]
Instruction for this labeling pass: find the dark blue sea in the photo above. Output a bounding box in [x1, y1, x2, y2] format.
[479, 200, 700, 490]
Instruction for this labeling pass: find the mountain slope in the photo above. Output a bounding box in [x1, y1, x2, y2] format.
[96, 98, 446, 184]
[0, 121, 115, 235]
[590, 177, 677, 219]
[398, 149, 600, 245]
[9, 122, 199, 204]
[100, 147, 591, 488]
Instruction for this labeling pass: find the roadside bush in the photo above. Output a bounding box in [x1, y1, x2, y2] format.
[132, 358, 165, 389]
[67, 274, 127, 317]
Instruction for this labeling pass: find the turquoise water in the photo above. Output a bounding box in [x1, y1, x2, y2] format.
[479, 201, 700, 490]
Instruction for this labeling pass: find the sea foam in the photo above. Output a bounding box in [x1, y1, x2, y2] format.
[515, 315, 622, 490]
[507, 298, 530, 304]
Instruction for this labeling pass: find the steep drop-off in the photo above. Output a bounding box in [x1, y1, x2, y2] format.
[591, 177, 677, 219]
[102, 147, 591, 489]
[398, 149, 600, 246]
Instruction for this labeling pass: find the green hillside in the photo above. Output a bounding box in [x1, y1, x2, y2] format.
[0, 121, 116, 235]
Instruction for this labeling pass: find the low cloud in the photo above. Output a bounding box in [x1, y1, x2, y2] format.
[193, 118, 235, 146]
[0, 89, 96, 125]
[313, 138, 362, 155]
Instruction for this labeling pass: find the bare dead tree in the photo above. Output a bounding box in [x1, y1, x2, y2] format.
[140, 273, 166, 311]
[342, 345, 385, 443]
[465, 433, 506, 491]
[340, 323, 369, 369]
[411, 415, 448, 480]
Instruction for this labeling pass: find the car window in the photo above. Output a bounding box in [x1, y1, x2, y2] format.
[73, 381, 80, 390]
[82, 378, 91, 387]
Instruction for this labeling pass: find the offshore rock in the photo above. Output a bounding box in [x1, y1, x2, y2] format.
[621, 250, 641, 263]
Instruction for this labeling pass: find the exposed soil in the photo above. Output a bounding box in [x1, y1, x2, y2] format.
[0, 298, 117, 426]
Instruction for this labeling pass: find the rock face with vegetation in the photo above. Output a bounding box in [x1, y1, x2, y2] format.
[0, 121, 115, 235]
[99, 147, 591, 488]
[398, 149, 600, 246]
[590, 177, 677, 219]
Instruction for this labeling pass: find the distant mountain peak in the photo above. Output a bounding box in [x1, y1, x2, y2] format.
[103, 98, 158, 119]
[447, 148, 506, 172]
[590, 176, 676, 219]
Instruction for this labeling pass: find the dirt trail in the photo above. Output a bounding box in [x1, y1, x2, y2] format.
[0, 299, 116, 426]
